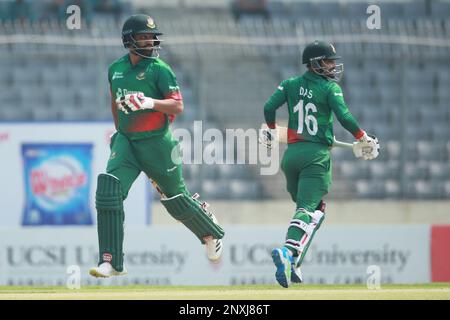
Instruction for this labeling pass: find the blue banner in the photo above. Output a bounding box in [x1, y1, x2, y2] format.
[21, 143, 93, 225]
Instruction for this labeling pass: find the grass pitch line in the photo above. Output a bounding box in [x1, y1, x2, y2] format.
[1, 284, 450, 300]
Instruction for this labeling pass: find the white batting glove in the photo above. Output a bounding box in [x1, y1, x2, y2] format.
[116, 93, 154, 114]
[259, 128, 277, 149]
[353, 132, 380, 160]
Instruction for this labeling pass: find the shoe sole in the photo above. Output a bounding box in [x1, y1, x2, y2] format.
[89, 268, 110, 278]
[89, 269, 128, 278]
[208, 257, 221, 264]
[271, 249, 289, 288]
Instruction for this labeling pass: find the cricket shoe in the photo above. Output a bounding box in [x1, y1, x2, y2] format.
[204, 235, 223, 263]
[89, 262, 127, 278]
[197, 196, 223, 263]
[271, 247, 293, 288]
[290, 201, 326, 284]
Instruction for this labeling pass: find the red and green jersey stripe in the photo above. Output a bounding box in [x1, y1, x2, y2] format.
[108, 55, 183, 140]
[264, 71, 363, 146]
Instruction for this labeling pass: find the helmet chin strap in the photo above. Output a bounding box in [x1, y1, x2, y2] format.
[129, 35, 162, 59]
[131, 48, 160, 59]
[310, 60, 343, 82]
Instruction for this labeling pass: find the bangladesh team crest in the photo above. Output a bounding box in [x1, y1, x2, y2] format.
[147, 17, 156, 29]
[330, 44, 336, 53]
[136, 72, 146, 80]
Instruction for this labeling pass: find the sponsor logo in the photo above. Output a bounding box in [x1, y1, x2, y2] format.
[7, 245, 67, 267]
[103, 253, 112, 262]
[334, 92, 343, 96]
[21, 143, 93, 226]
[116, 88, 141, 99]
[112, 72, 123, 80]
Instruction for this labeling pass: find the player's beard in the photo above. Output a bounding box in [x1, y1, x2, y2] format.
[132, 46, 154, 59]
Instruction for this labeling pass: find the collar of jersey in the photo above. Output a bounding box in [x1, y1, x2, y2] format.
[304, 70, 327, 82]
[127, 54, 156, 68]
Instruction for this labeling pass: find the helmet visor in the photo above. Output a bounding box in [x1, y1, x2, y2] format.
[311, 58, 344, 82]
[129, 34, 163, 58]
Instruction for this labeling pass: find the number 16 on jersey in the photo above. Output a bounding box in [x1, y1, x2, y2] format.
[293, 99, 318, 136]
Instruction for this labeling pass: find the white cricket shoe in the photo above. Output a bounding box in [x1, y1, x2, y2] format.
[198, 199, 223, 263]
[89, 262, 127, 278]
[204, 235, 223, 263]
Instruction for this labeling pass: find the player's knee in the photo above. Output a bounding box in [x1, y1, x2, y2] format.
[95, 173, 124, 211]
[105, 170, 131, 199]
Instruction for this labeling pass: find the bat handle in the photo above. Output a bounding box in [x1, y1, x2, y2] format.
[332, 136, 354, 149]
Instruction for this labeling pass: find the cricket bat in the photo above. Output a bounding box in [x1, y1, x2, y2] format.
[260, 123, 353, 149]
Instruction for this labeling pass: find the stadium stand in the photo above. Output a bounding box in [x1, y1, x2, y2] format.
[1, 0, 449, 200]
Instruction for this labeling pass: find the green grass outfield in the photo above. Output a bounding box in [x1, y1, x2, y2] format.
[1, 283, 450, 300]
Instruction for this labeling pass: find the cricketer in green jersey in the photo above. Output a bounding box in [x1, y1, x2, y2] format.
[263, 40, 379, 288]
[89, 14, 225, 278]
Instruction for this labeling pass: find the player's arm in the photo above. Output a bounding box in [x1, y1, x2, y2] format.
[110, 87, 118, 129]
[263, 80, 288, 129]
[116, 64, 183, 119]
[329, 83, 379, 160]
[259, 80, 288, 148]
[154, 64, 183, 117]
[328, 83, 366, 139]
[116, 92, 183, 115]
[107, 65, 119, 129]
[152, 94, 183, 115]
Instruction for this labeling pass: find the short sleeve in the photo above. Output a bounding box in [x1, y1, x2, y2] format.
[157, 64, 182, 100]
[263, 79, 288, 128]
[328, 82, 364, 139]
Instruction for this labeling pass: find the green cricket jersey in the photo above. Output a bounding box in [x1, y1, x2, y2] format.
[264, 71, 364, 146]
[108, 54, 182, 140]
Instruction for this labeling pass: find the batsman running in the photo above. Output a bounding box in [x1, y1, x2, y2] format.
[89, 14, 224, 278]
[260, 40, 380, 288]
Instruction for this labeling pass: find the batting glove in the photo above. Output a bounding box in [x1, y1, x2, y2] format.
[353, 132, 380, 160]
[259, 128, 277, 149]
[116, 93, 154, 114]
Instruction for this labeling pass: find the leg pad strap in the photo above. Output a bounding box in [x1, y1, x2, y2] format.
[285, 208, 325, 256]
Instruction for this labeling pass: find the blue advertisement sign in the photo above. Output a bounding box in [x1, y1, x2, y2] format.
[21, 143, 93, 225]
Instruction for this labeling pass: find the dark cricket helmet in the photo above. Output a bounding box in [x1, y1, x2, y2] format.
[302, 40, 343, 81]
[122, 14, 163, 58]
